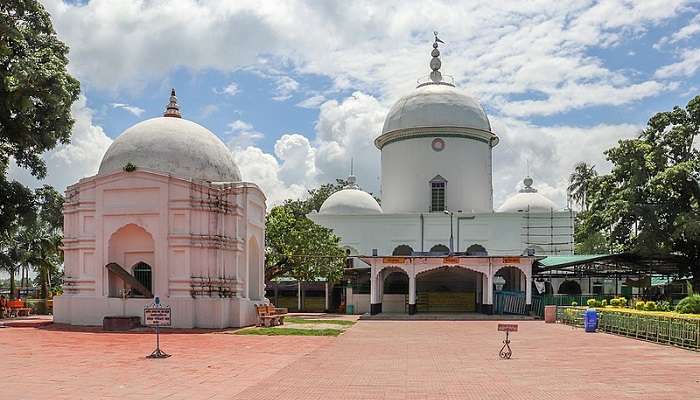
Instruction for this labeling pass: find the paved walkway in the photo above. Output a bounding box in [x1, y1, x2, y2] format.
[235, 321, 700, 400]
[1, 321, 699, 399]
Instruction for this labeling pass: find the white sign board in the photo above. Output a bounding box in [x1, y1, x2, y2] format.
[144, 307, 171, 327]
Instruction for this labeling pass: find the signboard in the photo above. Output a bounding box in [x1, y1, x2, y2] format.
[144, 306, 171, 327]
[497, 323, 518, 332]
[443, 256, 460, 264]
[502, 257, 521, 264]
[382, 257, 405, 264]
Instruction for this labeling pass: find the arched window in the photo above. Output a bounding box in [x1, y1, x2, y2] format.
[392, 245, 414, 256]
[558, 280, 582, 295]
[466, 244, 487, 256]
[429, 244, 450, 254]
[132, 262, 152, 295]
[430, 175, 447, 212]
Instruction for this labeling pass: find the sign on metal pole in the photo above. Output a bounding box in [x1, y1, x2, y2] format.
[497, 323, 517, 359]
[144, 296, 171, 359]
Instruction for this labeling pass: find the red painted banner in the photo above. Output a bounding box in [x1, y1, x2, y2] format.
[502, 257, 521, 264]
[498, 323, 518, 332]
[382, 257, 405, 264]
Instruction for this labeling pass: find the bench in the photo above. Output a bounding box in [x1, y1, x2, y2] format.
[7, 300, 32, 317]
[255, 305, 288, 327]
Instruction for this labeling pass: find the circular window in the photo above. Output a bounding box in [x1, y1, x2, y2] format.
[431, 138, 445, 152]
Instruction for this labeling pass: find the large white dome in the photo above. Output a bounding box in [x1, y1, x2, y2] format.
[319, 182, 382, 215]
[498, 177, 558, 213]
[381, 84, 491, 135]
[98, 117, 241, 182]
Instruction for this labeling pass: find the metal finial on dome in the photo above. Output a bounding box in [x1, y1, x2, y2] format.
[430, 31, 445, 83]
[345, 157, 360, 189]
[164, 88, 181, 118]
[520, 176, 537, 193]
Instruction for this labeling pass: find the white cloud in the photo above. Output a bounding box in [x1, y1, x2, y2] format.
[655, 48, 700, 78]
[8, 95, 113, 192]
[271, 76, 300, 101]
[226, 119, 264, 148]
[111, 102, 145, 117]
[43, 0, 691, 116]
[296, 95, 326, 108]
[233, 146, 308, 206]
[215, 82, 240, 96]
[200, 104, 219, 117]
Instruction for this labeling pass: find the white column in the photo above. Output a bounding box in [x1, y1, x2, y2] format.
[487, 271, 494, 305]
[482, 273, 489, 304]
[523, 263, 532, 305]
[324, 282, 329, 311]
[297, 281, 301, 311]
[370, 266, 378, 304]
[408, 273, 416, 305]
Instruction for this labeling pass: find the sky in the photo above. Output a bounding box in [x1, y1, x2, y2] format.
[8, 0, 700, 208]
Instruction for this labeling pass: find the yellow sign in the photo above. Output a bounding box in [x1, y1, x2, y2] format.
[502, 257, 521, 264]
[382, 257, 405, 264]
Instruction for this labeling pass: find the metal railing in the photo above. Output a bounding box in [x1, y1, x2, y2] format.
[555, 306, 700, 351]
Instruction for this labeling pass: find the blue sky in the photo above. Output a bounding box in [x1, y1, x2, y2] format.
[10, 0, 700, 207]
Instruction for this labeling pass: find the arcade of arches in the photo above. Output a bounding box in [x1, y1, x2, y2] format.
[365, 256, 533, 315]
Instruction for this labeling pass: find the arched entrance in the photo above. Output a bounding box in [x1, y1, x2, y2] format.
[108, 224, 154, 297]
[493, 266, 527, 314]
[416, 266, 480, 312]
[466, 244, 487, 256]
[429, 244, 449, 254]
[392, 245, 413, 256]
[381, 268, 408, 313]
[494, 266, 526, 292]
[558, 280, 582, 295]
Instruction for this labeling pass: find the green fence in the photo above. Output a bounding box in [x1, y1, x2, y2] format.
[532, 294, 618, 318]
[555, 306, 700, 350]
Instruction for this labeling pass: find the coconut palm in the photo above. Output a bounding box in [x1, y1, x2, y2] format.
[568, 162, 597, 211]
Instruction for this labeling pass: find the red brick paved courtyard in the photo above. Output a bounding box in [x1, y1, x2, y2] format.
[2, 320, 699, 399]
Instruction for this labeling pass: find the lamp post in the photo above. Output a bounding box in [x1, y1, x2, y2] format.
[443, 210, 454, 254]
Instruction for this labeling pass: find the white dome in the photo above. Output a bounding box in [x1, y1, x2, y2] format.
[319, 188, 382, 215]
[498, 177, 557, 213]
[98, 117, 241, 182]
[381, 84, 491, 135]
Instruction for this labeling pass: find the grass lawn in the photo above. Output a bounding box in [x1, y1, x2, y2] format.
[234, 327, 344, 336]
[231, 316, 356, 336]
[284, 317, 355, 326]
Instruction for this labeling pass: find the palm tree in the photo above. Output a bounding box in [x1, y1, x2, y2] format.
[568, 162, 597, 211]
[21, 224, 62, 314]
[0, 231, 22, 299]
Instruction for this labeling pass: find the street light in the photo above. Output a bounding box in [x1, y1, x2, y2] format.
[443, 209, 454, 255]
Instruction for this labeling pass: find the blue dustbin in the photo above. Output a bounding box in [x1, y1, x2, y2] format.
[584, 308, 598, 332]
[346, 304, 354, 315]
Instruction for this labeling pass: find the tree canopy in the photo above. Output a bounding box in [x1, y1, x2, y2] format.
[0, 0, 80, 236]
[576, 96, 700, 287]
[265, 180, 355, 283]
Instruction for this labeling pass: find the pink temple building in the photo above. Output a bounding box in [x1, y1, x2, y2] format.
[53, 90, 267, 328]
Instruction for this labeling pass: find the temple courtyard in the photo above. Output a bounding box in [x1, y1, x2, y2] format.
[2, 318, 698, 399]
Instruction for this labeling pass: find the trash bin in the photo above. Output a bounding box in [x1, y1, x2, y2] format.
[544, 305, 557, 323]
[346, 304, 354, 315]
[584, 308, 598, 332]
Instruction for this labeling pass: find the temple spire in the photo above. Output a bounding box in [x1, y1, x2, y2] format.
[346, 157, 359, 189]
[163, 88, 181, 118]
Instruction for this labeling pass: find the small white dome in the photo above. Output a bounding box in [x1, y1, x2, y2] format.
[381, 84, 491, 135]
[98, 117, 241, 182]
[497, 177, 558, 213]
[319, 187, 382, 215]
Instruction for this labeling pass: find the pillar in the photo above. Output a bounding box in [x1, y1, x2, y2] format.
[524, 264, 532, 314]
[324, 282, 329, 312]
[483, 270, 494, 315]
[408, 273, 416, 315]
[370, 267, 381, 315]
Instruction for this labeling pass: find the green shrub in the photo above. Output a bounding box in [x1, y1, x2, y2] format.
[609, 298, 620, 307]
[617, 297, 627, 307]
[657, 301, 671, 312]
[571, 301, 578, 307]
[601, 299, 608, 307]
[587, 299, 598, 308]
[635, 301, 645, 310]
[675, 295, 700, 314]
[644, 301, 656, 311]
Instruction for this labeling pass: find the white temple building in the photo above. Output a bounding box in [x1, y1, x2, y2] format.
[54, 90, 267, 328]
[308, 37, 575, 315]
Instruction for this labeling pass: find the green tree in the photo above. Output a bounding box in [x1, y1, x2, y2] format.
[0, 0, 80, 236]
[568, 162, 597, 211]
[579, 96, 700, 288]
